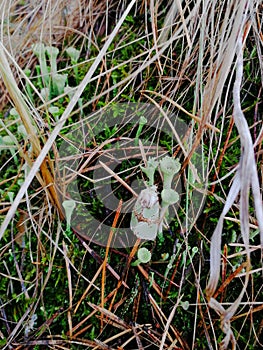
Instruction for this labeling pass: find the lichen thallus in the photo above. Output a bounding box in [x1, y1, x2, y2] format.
[130, 155, 180, 241]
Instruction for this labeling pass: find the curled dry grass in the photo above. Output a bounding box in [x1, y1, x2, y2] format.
[0, 0, 263, 349]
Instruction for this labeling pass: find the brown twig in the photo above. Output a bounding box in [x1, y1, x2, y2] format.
[101, 199, 123, 331]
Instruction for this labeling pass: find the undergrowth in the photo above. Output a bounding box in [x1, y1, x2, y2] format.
[0, 1, 263, 349]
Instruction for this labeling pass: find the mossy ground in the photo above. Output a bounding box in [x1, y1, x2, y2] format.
[0, 1, 262, 349]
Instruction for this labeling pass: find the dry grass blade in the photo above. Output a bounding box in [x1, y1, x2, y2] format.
[101, 200, 122, 331]
[143, 90, 220, 132]
[0, 43, 64, 218]
[0, 45, 40, 154]
[63, 241, 73, 337]
[136, 264, 163, 298]
[159, 294, 183, 350]
[131, 323, 144, 350]
[202, 0, 254, 117]
[206, 175, 241, 297]
[148, 293, 190, 350]
[99, 161, 138, 197]
[80, 239, 129, 288]
[213, 262, 248, 300]
[88, 302, 131, 331]
[74, 264, 104, 314]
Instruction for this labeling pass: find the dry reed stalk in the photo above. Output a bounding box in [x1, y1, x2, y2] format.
[206, 14, 263, 349]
